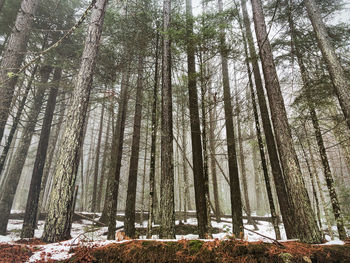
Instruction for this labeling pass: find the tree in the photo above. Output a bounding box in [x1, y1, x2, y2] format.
[124, 56, 145, 238]
[21, 67, 62, 238]
[42, 0, 108, 243]
[217, 0, 243, 237]
[304, 0, 350, 130]
[250, 0, 322, 243]
[0, 0, 40, 142]
[159, 0, 175, 239]
[185, 0, 210, 238]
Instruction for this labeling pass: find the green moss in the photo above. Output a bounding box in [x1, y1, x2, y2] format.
[188, 240, 204, 254]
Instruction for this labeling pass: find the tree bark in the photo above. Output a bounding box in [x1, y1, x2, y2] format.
[0, 0, 40, 142]
[0, 0, 5, 12]
[41, 0, 108, 243]
[159, 0, 175, 239]
[21, 67, 62, 238]
[251, 0, 322, 243]
[304, 0, 350, 130]
[217, 0, 243, 237]
[186, 0, 209, 239]
[0, 65, 52, 235]
[124, 56, 144, 238]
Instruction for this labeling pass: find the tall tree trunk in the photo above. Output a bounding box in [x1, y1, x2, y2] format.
[147, 24, 160, 239]
[124, 56, 144, 238]
[185, 0, 209, 239]
[217, 0, 243, 237]
[105, 68, 131, 239]
[286, 0, 347, 240]
[208, 93, 221, 222]
[0, 65, 52, 235]
[21, 67, 62, 238]
[251, 0, 321, 243]
[0, 0, 40, 142]
[304, 0, 350, 130]
[96, 104, 111, 212]
[91, 101, 105, 212]
[41, 0, 108, 243]
[240, 0, 295, 238]
[159, 0, 175, 239]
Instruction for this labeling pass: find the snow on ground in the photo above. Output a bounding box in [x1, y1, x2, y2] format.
[0, 213, 347, 262]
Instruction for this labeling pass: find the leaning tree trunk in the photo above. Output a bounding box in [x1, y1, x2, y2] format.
[41, 0, 108, 243]
[159, 0, 175, 239]
[91, 101, 105, 212]
[251, 0, 322, 243]
[0, 0, 40, 142]
[304, 0, 350, 130]
[124, 56, 145, 238]
[0, 65, 52, 235]
[240, 0, 295, 238]
[286, 0, 347, 240]
[105, 68, 131, 239]
[238, 7, 280, 239]
[21, 67, 62, 238]
[185, 0, 209, 239]
[217, 0, 243, 237]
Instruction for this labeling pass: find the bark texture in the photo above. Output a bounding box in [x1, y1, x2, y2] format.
[41, 0, 108, 243]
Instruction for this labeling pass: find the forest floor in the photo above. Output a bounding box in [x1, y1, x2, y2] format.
[0, 212, 349, 262]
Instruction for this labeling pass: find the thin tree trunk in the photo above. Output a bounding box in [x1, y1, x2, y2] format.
[91, 101, 105, 212]
[217, 0, 243, 237]
[147, 24, 160, 239]
[124, 56, 145, 238]
[41, 0, 108, 243]
[185, 0, 209, 239]
[21, 67, 62, 238]
[304, 0, 350, 130]
[0, 0, 40, 142]
[251, 0, 321, 243]
[0, 65, 52, 235]
[0, 0, 5, 12]
[240, 0, 295, 238]
[208, 93, 221, 222]
[96, 104, 111, 212]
